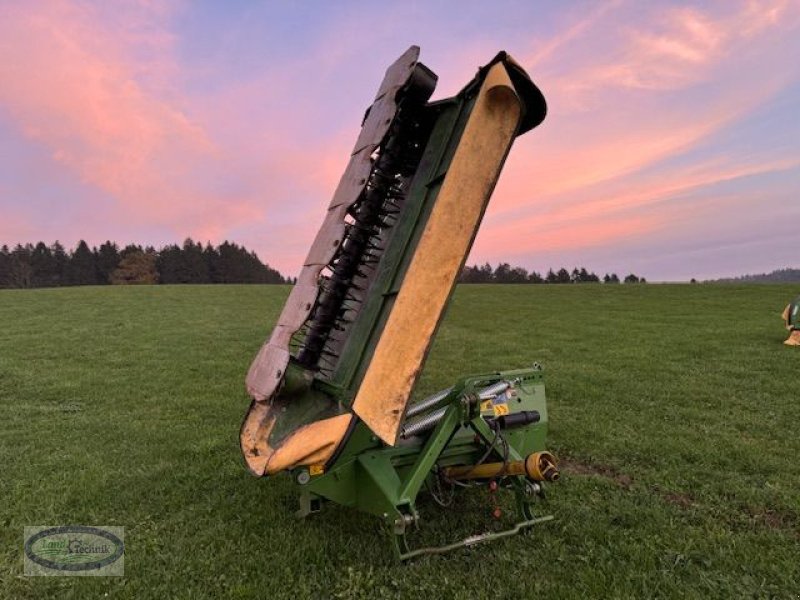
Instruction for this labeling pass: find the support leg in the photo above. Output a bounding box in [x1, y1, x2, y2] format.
[296, 490, 322, 519]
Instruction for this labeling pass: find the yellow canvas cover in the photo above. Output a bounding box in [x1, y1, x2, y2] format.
[351, 62, 525, 445]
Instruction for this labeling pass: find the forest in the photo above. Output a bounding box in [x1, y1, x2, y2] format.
[459, 263, 644, 284]
[0, 239, 288, 288]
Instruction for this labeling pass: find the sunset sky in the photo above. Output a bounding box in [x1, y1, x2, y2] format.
[1, 1, 798, 281]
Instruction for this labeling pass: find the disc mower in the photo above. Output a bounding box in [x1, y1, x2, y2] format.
[783, 296, 800, 346]
[241, 46, 557, 560]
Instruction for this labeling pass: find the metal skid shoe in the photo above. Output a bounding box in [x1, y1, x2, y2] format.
[291, 368, 559, 561]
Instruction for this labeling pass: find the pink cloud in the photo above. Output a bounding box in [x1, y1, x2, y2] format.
[0, 1, 263, 240]
[466, 0, 800, 272]
[473, 212, 660, 260]
[537, 0, 799, 103]
[476, 156, 799, 261]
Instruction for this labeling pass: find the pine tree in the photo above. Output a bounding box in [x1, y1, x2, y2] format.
[215, 241, 239, 283]
[508, 266, 528, 283]
[0, 245, 9, 288]
[95, 241, 121, 284]
[156, 244, 183, 283]
[182, 238, 210, 283]
[493, 263, 512, 282]
[30, 242, 58, 287]
[556, 268, 571, 284]
[51, 242, 69, 284]
[7, 244, 34, 288]
[67, 241, 98, 285]
[204, 243, 221, 283]
[477, 263, 493, 283]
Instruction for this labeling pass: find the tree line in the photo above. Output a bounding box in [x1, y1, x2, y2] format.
[0, 239, 289, 288]
[459, 263, 646, 284]
[0, 242, 647, 289]
[708, 268, 800, 284]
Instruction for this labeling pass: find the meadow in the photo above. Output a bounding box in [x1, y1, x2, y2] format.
[0, 283, 798, 599]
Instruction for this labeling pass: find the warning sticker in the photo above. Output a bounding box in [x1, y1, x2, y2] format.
[493, 403, 509, 417]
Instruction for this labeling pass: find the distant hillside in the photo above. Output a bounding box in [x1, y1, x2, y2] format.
[709, 268, 800, 284]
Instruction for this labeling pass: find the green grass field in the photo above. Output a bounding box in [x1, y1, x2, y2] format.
[1, 284, 798, 599]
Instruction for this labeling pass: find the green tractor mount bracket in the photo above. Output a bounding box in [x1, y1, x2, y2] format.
[294, 366, 556, 560]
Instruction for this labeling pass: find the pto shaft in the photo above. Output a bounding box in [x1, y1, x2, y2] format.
[442, 451, 559, 482]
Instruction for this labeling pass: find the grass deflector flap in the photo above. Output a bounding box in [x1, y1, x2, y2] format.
[239, 46, 553, 559]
